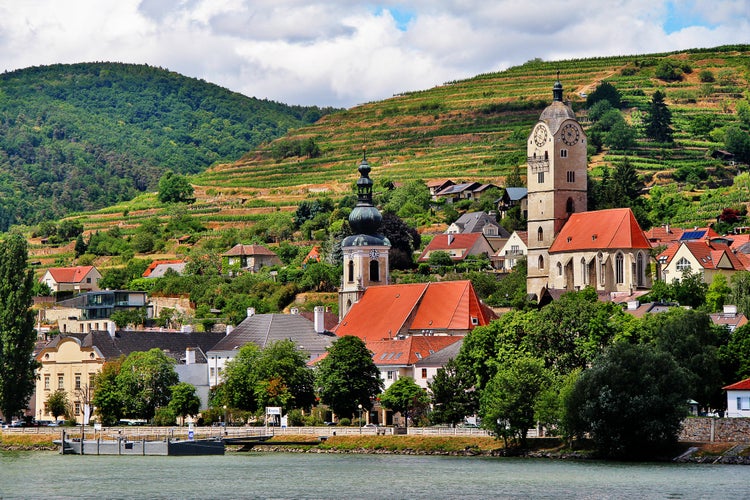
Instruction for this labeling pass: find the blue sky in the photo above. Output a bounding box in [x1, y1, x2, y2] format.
[0, 1, 747, 108]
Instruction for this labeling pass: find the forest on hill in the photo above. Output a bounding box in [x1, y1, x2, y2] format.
[0, 62, 338, 230]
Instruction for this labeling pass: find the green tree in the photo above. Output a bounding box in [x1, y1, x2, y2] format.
[644, 90, 673, 142]
[222, 344, 261, 411]
[566, 342, 689, 459]
[379, 377, 429, 430]
[92, 358, 125, 425]
[158, 171, 195, 204]
[428, 250, 453, 268]
[725, 126, 750, 164]
[46, 389, 70, 421]
[116, 349, 179, 420]
[505, 165, 524, 187]
[168, 382, 202, 422]
[605, 120, 636, 150]
[586, 81, 622, 108]
[705, 274, 731, 313]
[534, 368, 581, 443]
[0, 235, 38, 420]
[479, 356, 551, 447]
[252, 340, 316, 411]
[428, 357, 479, 426]
[316, 336, 383, 420]
[730, 271, 750, 317]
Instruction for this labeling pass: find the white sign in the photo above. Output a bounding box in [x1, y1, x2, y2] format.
[266, 406, 282, 415]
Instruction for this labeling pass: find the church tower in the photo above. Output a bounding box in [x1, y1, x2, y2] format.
[526, 79, 588, 300]
[338, 151, 391, 320]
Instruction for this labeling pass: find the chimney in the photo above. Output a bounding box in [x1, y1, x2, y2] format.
[665, 223, 670, 234]
[448, 234, 454, 245]
[627, 300, 640, 311]
[290, 307, 299, 315]
[226, 325, 234, 336]
[107, 321, 116, 339]
[247, 307, 255, 318]
[314, 306, 325, 334]
[185, 347, 195, 365]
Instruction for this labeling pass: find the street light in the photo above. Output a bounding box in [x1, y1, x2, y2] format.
[358, 404, 363, 434]
[223, 405, 228, 435]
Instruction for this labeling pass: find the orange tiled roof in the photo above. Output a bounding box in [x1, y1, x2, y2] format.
[366, 336, 463, 366]
[418, 233, 486, 262]
[724, 377, 750, 390]
[334, 280, 493, 341]
[658, 240, 747, 270]
[44, 266, 96, 284]
[644, 225, 685, 246]
[549, 208, 650, 253]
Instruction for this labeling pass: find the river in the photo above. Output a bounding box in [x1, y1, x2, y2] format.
[0, 450, 745, 499]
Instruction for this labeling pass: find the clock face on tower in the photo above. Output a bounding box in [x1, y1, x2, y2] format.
[532, 124, 548, 147]
[561, 123, 580, 146]
[369, 249, 380, 259]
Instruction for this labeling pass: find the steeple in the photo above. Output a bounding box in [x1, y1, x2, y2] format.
[348, 148, 382, 237]
[552, 71, 563, 102]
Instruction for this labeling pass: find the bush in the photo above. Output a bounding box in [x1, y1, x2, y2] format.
[339, 417, 351, 426]
[153, 407, 177, 426]
[287, 409, 305, 426]
[699, 69, 715, 83]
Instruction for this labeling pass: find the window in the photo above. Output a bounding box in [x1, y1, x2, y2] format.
[537, 171, 544, 183]
[615, 253, 624, 284]
[347, 260, 354, 283]
[537, 226, 544, 242]
[387, 371, 395, 380]
[75, 374, 81, 390]
[421, 368, 427, 379]
[561, 149, 568, 158]
[566, 197, 574, 213]
[637, 252, 645, 287]
[566, 170, 575, 182]
[58, 375, 64, 390]
[581, 258, 587, 284]
[676, 257, 691, 272]
[74, 401, 81, 416]
[89, 374, 95, 388]
[557, 262, 563, 276]
[44, 375, 50, 391]
[210, 367, 215, 377]
[369, 260, 380, 282]
[538, 255, 545, 270]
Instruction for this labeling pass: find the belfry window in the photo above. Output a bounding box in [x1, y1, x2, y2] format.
[537, 227, 544, 242]
[369, 260, 380, 282]
[347, 260, 354, 283]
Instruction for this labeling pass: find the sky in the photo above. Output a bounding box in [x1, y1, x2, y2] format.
[0, 1, 747, 108]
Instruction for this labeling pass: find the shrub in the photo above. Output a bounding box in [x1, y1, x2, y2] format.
[339, 417, 351, 426]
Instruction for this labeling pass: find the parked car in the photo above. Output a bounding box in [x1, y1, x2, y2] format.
[47, 420, 65, 427]
[363, 423, 378, 428]
[3, 420, 25, 428]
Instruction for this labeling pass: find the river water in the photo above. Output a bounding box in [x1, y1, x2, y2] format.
[0, 451, 745, 499]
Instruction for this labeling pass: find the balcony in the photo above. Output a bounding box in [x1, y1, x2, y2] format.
[527, 157, 549, 173]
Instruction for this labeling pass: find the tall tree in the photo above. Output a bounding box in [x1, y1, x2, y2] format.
[0, 235, 37, 420]
[168, 382, 202, 422]
[158, 171, 195, 204]
[316, 336, 383, 420]
[252, 340, 316, 411]
[46, 389, 70, 422]
[92, 357, 125, 425]
[428, 358, 479, 426]
[116, 349, 179, 420]
[222, 343, 262, 412]
[379, 376, 429, 430]
[644, 90, 673, 143]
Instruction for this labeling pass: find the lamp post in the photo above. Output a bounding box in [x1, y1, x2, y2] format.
[358, 404, 363, 434]
[223, 405, 228, 435]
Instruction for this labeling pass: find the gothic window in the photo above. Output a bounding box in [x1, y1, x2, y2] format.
[557, 262, 562, 276]
[615, 252, 624, 284]
[561, 149, 568, 158]
[566, 197, 574, 214]
[347, 260, 354, 283]
[581, 258, 587, 284]
[637, 252, 645, 286]
[369, 260, 380, 282]
[676, 257, 691, 272]
[598, 252, 605, 286]
[537, 226, 544, 242]
[566, 171, 575, 182]
[538, 255, 545, 270]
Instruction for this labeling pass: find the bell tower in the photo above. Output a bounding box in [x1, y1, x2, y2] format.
[338, 150, 391, 320]
[526, 78, 588, 300]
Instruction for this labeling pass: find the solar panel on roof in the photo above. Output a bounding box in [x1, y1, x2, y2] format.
[681, 231, 706, 240]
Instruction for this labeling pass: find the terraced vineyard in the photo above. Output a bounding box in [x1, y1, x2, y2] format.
[34, 45, 750, 265]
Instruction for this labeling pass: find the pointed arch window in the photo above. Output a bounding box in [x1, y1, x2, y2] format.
[369, 260, 380, 282]
[347, 260, 354, 283]
[557, 262, 563, 276]
[581, 257, 587, 284]
[676, 257, 691, 273]
[538, 255, 545, 270]
[636, 252, 645, 287]
[615, 252, 624, 284]
[537, 226, 544, 242]
[566, 197, 574, 214]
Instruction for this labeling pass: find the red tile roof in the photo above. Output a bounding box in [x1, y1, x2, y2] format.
[334, 280, 494, 341]
[549, 208, 650, 253]
[223, 244, 277, 256]
[657, 240, 747, 271]
[366, 336, 463, 366]
[142, 260, 185, 277]
[724, 377, 750, 390]
[645, 225, 685, 246]
[418, 233, 488, 262]
[44, 266, 96, 284]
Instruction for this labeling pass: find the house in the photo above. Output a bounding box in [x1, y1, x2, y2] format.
[35, 329, 224, 423]
[142, 260, 186, 278]
[492, 230, 528, 271]
[724, 377, 750, 417]
[417, 233, 495, 263]
[302, 246, 322, 266]
[497, 187, 528, 220]
[335, 280, 495, 342]
[39, 266, 101, 294]
[45, 290, 150, 334]
[621, 300, 674, 318]
[709, 305, 748, 332]
[545, 208, 653, 296]
[427, 179, 455, 200]
[206, 307, 336, 387]
[223, 244, 281, 273]
[434, 182, 483, 203]
[446, 211, 510, 238]
[644, 224, 685, 247]
[656, 237, 747, 285]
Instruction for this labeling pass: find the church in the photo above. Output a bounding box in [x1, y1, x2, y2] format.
[526, 80, 652, 301]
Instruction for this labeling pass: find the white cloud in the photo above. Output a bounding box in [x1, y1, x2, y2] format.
[0, 0, 747, 107]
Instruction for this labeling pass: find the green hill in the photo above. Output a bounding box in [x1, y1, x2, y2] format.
[0, 62, 337, 230]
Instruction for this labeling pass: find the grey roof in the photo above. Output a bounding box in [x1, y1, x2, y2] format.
[539, 101, 576, 135]
[415, 338, 463, 367]
[503, 187, 527, 202]
[450, 212, 510, 238]
[75, 330, 225, 363]
[209, 313, 336, 356]
[147, 262, 187, 278]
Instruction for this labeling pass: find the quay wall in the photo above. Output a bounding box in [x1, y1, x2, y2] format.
[680, 417, 750, 443]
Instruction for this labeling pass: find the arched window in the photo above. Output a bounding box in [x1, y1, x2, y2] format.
[347, 260, 354, 283]
[557, 262, 562, 276]
[538, 255, 545, 270]
[581, 258, 587, 284]
[676, 257, 691, 273]
[637, 252, 645, 286]
[537, 226, 544, 242]
[566, 197, 574, 214]
[369, 260, 380, 282]
[598, 252, 605, 286]
[615, 252, 624, 284]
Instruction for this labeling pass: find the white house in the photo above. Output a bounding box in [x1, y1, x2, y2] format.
[724, 377, 750, 417]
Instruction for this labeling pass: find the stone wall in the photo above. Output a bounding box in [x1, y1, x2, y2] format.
[680, 417, 750, 443]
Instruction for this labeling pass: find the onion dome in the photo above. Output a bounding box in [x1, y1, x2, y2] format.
[342, 150, 390, 247]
